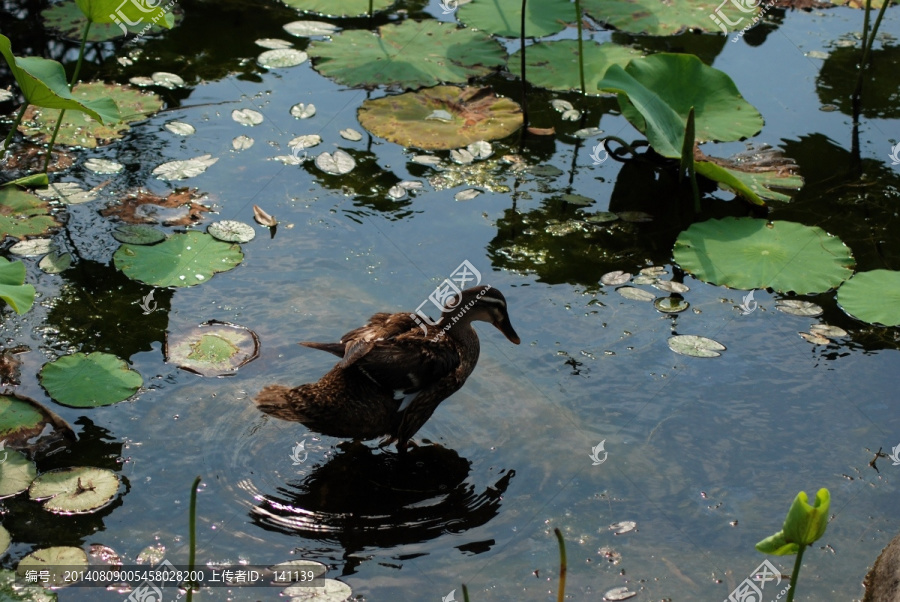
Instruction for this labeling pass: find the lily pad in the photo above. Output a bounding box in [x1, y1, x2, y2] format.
[455, 189, 482, 201]
[28, 467, 120, 514]
[38, 252, 72, 274]
[208, 220, 256, 243]
[41, 0, 176, 41]
[673, 218, 855, 294]
[164, 121, 195, 136]
[152, 154, 218, 180]
[40, 352, 142, 408]
[83, 158, 124, 174]
[37, 182, 97, 204]
[9, 239, 54, 257]
[315, 150, 356, 175]
[17, 547, 88, 587]
[358, 86, 522, 150]
[509, 41, 641, 94]
[653, 280, 689, 293]
[0, 525, 8, 556]
[308, 20, 505, 90]
[291, 103, 316, 119]
[776, 299, 823, 317]
[654, 297, 690, 313]
[583, 0, 760, 35]
[284, 20, 340, 36]
[0, 568, 56, 601]
[616, 286, 656, 302]
[0, 449, 37, 498]
[0, 393, 73, 449]
[0, 257, 36, 314]
[458, 0, 571, 37]
[111, 224, 166, 245]
[20, 82, 162, 148]
[283, 579, 352, 601]
[165, 321, 260, 377]
[601, 271, 631, 286]
[233, 135, 254, 150]
[340, 128, 362, 141]
[258, 49, 308, 68]
[0, 188, 60, 240]
[280, 0, 395, 17]
[837, 270, 900, 326]
[667, 335, 726, 357]
[114, 231, 243, 287]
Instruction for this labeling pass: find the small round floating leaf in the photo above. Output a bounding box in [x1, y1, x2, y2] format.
[653, 280, 689, 293]
[668, 335, 726, 358]
[9, 238, 54, 257]
[458, 0, 570, 37]
[616, 286, 655, 302]
[509, 41, 641, 94]
[208, 220, 256, 243]
[673, 218, 855, 294]
[610, 521, 637, 534]
[166, 321, 260, 377]
[641, 266, 667, 277]
[112, 224, 166, 245]
[654, 297, 689, 313]
[601, 271, 631, 286]
[232, 109, 264, 126]
[799, 332, 830, 345]
[114, 231, 243, 287]
[282, 578, 352, 601]
[257, 38, 293, 49]
[604, 586, 638, 601]
[38, 252, 72, 274]
[152, 155, 218, 181]
[632, 275, 656, 285]
[17, 547, 88, 586]
[40, 352, 142, 408]
[454, 189, 481, 201]
[164, 121, 195, 136]
[258, 49, 308, 68]
[586, 212, 617, 224]
[0, 449, 37, 498]
[809, 324, 847, 338]
[775, 299, 823, 317]
[339, 128, 362, 141]
[284, 20, 340, 36]
[388, 185, 407, 200]
[837, 269, 900, 326]
[451, 149, 474, 165]
[290, 103, 316, 119]
[280, 0, 394, 17]
[315, 150, 356, 175]
[233, 135, 254, 150]
[290, 134, 321, 150]
[83, 158, 123, 174]
[28, 467, 120, 514]
[152, 72, 185, 89]
[467, 140, 493, 159]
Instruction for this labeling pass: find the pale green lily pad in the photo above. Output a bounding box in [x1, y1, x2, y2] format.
[0, 393, 73, 449]
[601, 271, 631, 286]
[340, 128, 362, 141]
[29, 467, 120, 514]
[0, 449, 37, 498]
[40, 182, 98, 205]
[358, 86, 522, 150]
[458, 0, 571, 37]
[257, 38, 293, 49]
[40, 352, 142, 408]
[152, 155, 218, 180]
[0, 188, 60, 240]
[280, 0, 395, 17]
[38, 252, 72, 274]
[289, 134, 322, 150]
[258, 49, 308, 68]
[114, 231, 243, 287]
[509, 41, 641, 94]
[164, 121, 195, 136]
[283, 578, 352, 601]
[776, 299, 823, 317]
[0, 257, 36, 314]
[799, 331, 830, 345]
[455, 189, 482, 201]
[583, 0, 760, 35]
[284, 21, 340, 37]
[111, 224, 166, 245]
[291, 103, 316, 119]
[315, 150, 356, 175]
[233, 135, 254, 150]
[837, 270, 900, 326]
[0, 568, 57, 601]
[655, 297, 689, 313]
[166, 321, 260, 377]
[17, 547, 88, 587]
[668, 335, 726, 357]
[9, 239, 54, 257]
[20, 82, 162, 148]
[208, 220, 256, 243]
[83, 158, 124, 174]
[308, 20, 505, 90]
[0, 524, 8, 556]
[673, 218, 855, 294]
[654, 280, 689, 293]
[151, 72, 185, 89]
[616, 286, 656, 302]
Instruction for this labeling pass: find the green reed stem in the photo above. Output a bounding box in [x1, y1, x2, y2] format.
[186, 476, 201, 602]
[554, 528, 566, 602]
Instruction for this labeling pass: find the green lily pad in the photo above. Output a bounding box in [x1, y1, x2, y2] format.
[508, 40, 641, 94]
[458, 0, 571, 38]
[668, 335, 726, 357]
[111, 224, 167, 245]
[29, 467, 120, 514]
[114, 231, 244, 287]
[17, 547, 88, 587]
[280, 0, 395, 17]
[0, 257, 36, 315]
[358, 86, 523, 150]
[597, 53, 763, 159]
[0, 449, 37, 498]
[208, 220, 256, 243]
[837, 270, 900, 326]
[0, 568, 58, 601]
[0, 188, 60, 240]
[0, 524, 8, 556]
[20, 82, 162, 148]
[38, 252, 72, 274]
[673, 218, 855, 294]
[0, 393, 73, 448]
[165, 321, 260, 377]
[582, 0, 760, 35]
[41, 1, 177, 42]
[40, 352, 142, 408]
[308, 20, 506, 90]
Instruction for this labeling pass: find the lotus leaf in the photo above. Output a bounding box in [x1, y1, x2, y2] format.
[280, 0, 394, 17]
[0, 525, 8, 556]
[28, 467, 120, 514]
[0, 394, 72, 450]
[582, 0, 761, 35]
[597, 54, 763, 158]
[42, 1, 176, 42]
[508, 41, 642, 94]
[165, 321, 260, 377]
[358, 86, 522, 150]
[668, 335, 726, 357]
[0, 258, 36, 314]
[695, 159, 804, 205]
[17, 547, 88, 586]
[113, 231, 243, 287]
[0, 188, 60, 240]
[0, 449, 36, 498]
[111, 224, 167, 245]
[19, 82, 162, 148]
[308, 20, 505, 90]
[837, 270, 900, 326]
[40, 352, 142, 408]
[673, 218, 855, 294]
[283, 578, 352, 601]
[458, 0, 571, 37]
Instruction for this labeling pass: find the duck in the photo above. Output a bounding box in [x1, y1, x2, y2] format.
[254, 285, 520, 453]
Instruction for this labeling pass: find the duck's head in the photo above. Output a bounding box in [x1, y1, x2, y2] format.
[443, 285, 520, 344]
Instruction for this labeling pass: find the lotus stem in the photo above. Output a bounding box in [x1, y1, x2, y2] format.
[785, 544, 804, 602]
[554, 528, 566, 602]
[462, 584, 470, 602]
[519, 0, 528, 132]
[575, 0, 586, 95]
[2, 103, 28, 157]
[186, 475, 202, 602]
[853, 0, 892, 102]
[41, 109, 66, 174]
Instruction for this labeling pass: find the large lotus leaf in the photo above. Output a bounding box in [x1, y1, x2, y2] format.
[20, 82, 162, 148]
[40, 352, 142, 408]
[0, 449, 36, 498]
[0, 258, 35, 315]
[114, 231, 243, 287]
[0, 394, 73, 448]
[29, 467, 120, 514]
[837, 270, 900, 326]
[582, 0, 761, 35]
[597, 54, 763, 158]
[457, 0, 571, 38]
[280, 0, 395, 17]
[166, 321, 260, 377]
[0, 35, 118, 124]
[74, 0, 174, 27]
[0, 568, 58, 601]
[42, 1, 177, 42]
[507, 40, 642, 94]
[673, 218, 855, 294]
[0, 188, 60, 240]
[17, 547, 88, 587]
[358, 86, 522, 150]
[308, 20, 505, 90]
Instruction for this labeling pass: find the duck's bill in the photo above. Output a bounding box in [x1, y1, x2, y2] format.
[495, 319, 521, 344]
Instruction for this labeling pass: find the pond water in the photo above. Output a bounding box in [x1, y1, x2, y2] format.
[1, 0, 900, 600]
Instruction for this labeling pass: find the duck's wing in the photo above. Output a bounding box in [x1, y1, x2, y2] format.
[299, 312, 424, 369]
[352, 333, 461, 395]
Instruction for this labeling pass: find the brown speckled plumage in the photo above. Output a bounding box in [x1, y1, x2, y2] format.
[255, 286, 519, 452]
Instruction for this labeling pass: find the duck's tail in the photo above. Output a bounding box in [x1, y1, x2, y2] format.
[254, 385, 300, 421]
